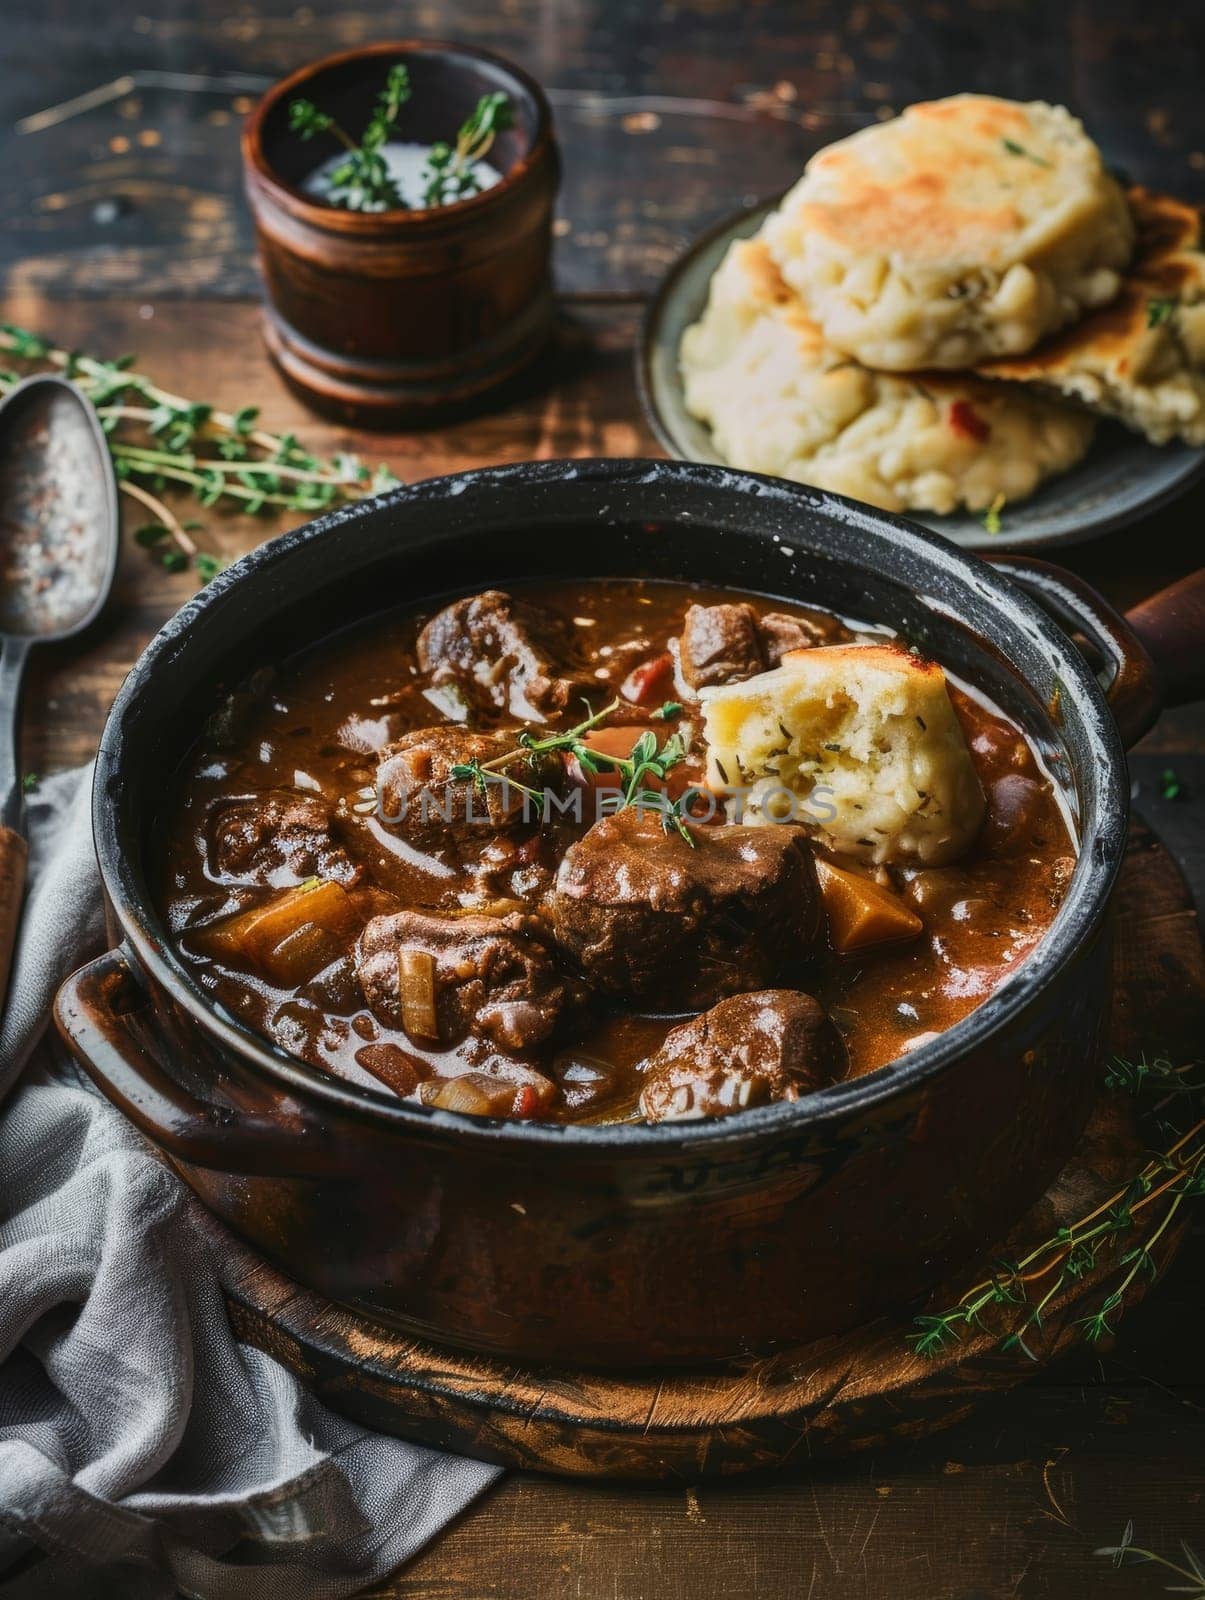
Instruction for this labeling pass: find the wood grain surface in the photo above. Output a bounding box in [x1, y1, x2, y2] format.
[0, 826, 28, 1012]
[3, 1, 1204, 1595]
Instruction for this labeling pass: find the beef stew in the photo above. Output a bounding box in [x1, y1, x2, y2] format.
[156, 579, 1075, 1125]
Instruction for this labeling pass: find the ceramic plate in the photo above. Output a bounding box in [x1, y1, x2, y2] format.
[637, 199, 1205, 552]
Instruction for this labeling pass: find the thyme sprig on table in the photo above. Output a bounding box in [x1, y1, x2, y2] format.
[289, 63, 412, 212]
[1097, 1521, 1205, 1595]
[908, 1054, 1205, 1362]
[450, 698, 696, 842]
[0, 323, 398, 582]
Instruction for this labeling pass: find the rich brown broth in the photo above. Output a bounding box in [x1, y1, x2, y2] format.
[155, 579, 1075, 1123]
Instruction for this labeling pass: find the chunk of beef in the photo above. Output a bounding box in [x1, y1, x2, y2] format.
[208, 791, 361, 888]
[417, 590, 592, 720]
[677, 604, 850, 692]
[468, 831, 558, 906]
[980, 775, 1051, 857]
[679, 602, 766, 691]
[374, 727, 560, 849]
[544, 810, 823, 1009]
[356, 909, 586, 1053]
[640, 990, 846, 1121]
[759, 609, 848, 662]
[355, 1042, 432, 1098]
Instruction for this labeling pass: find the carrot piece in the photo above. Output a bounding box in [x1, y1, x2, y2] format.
[816, 859, 923, 953]
[621, 651, 674, 706]
[263, 922, 345, 985]
[205, 879, 360, 980]
[566, 724, 691, 801]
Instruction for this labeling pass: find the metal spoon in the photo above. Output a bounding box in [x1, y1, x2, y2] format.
[0, 375, 119, 1008]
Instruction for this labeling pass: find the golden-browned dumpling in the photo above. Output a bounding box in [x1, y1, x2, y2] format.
[979, 188, 1205, 445]
[679, 237, 1095, 516]
[700, 642, 985, 866]
[763, 95, 1133, 370]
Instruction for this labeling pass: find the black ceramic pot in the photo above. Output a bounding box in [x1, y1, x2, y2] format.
[55, 461, 1203, 1368]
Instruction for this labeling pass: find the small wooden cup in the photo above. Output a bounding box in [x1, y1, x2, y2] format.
[243, 41, 559, 427]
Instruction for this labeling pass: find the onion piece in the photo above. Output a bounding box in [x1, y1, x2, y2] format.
[421, 1073, 517, 1117]
[419, 1070, 556, 1119]
[450, 897, 526, 918]
[204, 878, 359, 979]
[397, 947, 440, 1040]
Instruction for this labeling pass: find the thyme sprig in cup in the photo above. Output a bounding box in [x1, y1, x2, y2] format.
[289, 63, 414, 212]
[421, 91, 514, 207]
[0, 322, 397, 582]
[288, 60, 513, 213]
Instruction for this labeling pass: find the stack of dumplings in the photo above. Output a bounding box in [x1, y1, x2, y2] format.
[681, 94, 1205, 519]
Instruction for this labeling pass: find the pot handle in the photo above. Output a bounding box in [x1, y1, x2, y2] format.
[1123, 568, 1205, 712]
[988, 556, 1179, 748]
[55, 947, 337, 1177]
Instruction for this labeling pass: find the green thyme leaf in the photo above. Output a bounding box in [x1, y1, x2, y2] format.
[1002, 137, 1053, 168]
[288, 99, 334, 140]
[1147, 296, 1178, 329]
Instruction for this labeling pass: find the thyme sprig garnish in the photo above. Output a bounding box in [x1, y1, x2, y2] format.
[908, 1054, 1205, 1361]
[1097, 1521, 1205, 1595]
[422, 91, 514, 208]
[0, 323, 398, 582]
[289, 64, 412, 211]
[620, 726, 693, 836]
[449, 698, 696, 842]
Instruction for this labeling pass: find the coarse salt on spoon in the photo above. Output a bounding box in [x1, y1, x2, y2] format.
[0, 374, 119, 1012]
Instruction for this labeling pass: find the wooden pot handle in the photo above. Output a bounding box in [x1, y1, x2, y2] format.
[1123, 568, 1205, 712]
[0, 824, 28, 1011]
[55, 947, 338, 1177]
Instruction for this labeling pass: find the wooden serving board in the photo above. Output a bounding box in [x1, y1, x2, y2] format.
[215, 819, 1201, 1480]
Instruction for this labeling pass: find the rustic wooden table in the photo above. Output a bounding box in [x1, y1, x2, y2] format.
[3, 3, 1203, 1595]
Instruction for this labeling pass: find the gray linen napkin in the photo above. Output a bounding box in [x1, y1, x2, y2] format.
[0, 766, 499, 1599]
